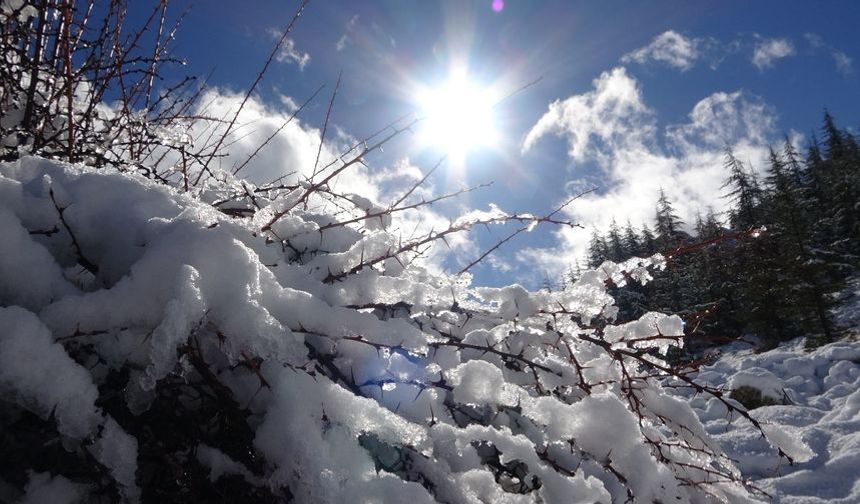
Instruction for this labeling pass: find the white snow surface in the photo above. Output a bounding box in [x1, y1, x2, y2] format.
[687, 337, 860, 503]
[1, 156, 858, 503]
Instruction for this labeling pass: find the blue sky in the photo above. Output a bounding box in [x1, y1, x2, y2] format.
[152, 1, 859, 288]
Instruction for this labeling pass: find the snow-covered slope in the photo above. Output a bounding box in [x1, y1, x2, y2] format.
[687, 338, 860, 503]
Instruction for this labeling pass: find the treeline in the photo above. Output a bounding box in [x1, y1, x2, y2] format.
[577, 113, 859, 349]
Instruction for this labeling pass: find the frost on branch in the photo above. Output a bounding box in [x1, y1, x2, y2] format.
[0, 154, 791, 503]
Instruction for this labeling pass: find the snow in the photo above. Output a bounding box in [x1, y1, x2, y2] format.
[0, 206, 76, 311]
[449, 360, 514, 406]
[833, 277, 860, 338]
[688, 337, 860, 503]
[92, 417, 140, 503]
[17, 471, 88, 504]
[1, 155, 859, 503]
[603, 311, 684, 354]
[728, 367, 787, 402]
[196, 444, 261, 485]
[1, 0, 38, 22]
[0, 306, 101, 439]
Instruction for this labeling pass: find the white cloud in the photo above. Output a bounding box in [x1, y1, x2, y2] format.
[833, 51, 853, 76]
[666, 91, 774, 152]
[336, 15, 359, 51]
[803, 32, 824, 49]
[278, 94, 300, 113]
[804, 33, 853, 76]
[622, 31, 702, 71]
[335, 35, 349, 52]
[751, 38, 795, 70]
[520, 68, 776, 274]
[189, 89, 344, 186]
[336, 15, 396, 56]
[266, 30, 310, 70]
[522, 67, 654, 165]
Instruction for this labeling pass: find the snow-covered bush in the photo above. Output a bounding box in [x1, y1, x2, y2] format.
[0, 2, 799, 502]
[0, 155, 798, 502]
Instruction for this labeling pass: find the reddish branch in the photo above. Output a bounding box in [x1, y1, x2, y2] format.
[664, 226, 767, 260]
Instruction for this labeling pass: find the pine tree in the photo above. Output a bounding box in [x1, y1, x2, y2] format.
[579, 117, 858, 349]
[820, 113, 860, 261]
[607, 219, 626, 262]
[700, 208, 723, 239]
[721, 146, 762, 230]
[689, 208, 742, 345]
[639, 224, 658, 255]
[566, 259, 583, 286]
[623, 220, 641, 257]
[647, 190, 697, 318]
[718, 147, 790, 341]
[694, 211, 705, 239]
[764, 142, 839, 342]
[587, 229, 609, 268]
[654, 188, 684, 249]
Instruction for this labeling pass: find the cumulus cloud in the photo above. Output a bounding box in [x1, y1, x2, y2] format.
[751, 38, 795, 70]
[189, 89, 336, 186]
[522, 67, 654, 165]
[188, 90, 446, 209]
[621, 31, 702, 71]
[521, 68, 776, 273]
[666, 91, 774, 152]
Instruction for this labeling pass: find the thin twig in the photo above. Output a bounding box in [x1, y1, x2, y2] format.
[311, 70, 341, 179]
[232, 82, 325, 176]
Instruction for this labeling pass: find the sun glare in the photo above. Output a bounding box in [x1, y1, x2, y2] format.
[416, 73, 499, 162]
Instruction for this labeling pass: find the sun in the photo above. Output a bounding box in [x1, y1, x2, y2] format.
[415, 71, 499, 162]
